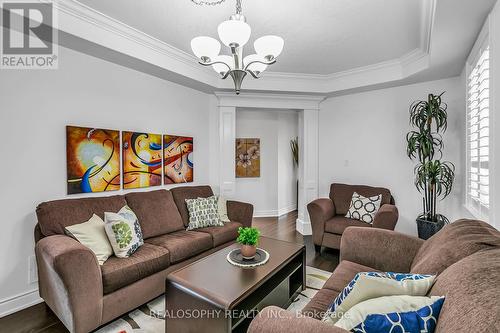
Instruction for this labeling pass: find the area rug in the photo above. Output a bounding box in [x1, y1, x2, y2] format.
[96, 266, 332, 333]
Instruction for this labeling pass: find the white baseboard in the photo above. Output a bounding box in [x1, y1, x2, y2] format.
[254, 204, 297, 218]
[296, 218, 312, 235]
[278, 204, 297, 216]
[0, 288, 43, 318]
[253, 209, 280, 217]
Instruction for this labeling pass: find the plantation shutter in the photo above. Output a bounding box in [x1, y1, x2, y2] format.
[466, 45, 490, 220]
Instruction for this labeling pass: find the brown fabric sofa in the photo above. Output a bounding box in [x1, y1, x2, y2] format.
[248, 219, 500, 333]
[307, 183, 398, 251]
[34, 185, 253, 333]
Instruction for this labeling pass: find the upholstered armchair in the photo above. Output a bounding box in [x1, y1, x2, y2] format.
[307, 183, 398, 251]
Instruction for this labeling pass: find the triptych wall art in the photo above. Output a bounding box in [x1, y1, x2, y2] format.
[66, 126, 194, 194]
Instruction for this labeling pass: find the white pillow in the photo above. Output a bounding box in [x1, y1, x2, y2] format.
[323, 272, 435, 324]
[334, 295, 445, 332]
[218, 196, 230, 223]
[104, 206, 144, 258]
[345, 192, 382, 224]
[65, 214, 113, 265]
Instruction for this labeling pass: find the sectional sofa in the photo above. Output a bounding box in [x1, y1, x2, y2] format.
[34, 185, 253, 333]
[248, 219, 500, 333]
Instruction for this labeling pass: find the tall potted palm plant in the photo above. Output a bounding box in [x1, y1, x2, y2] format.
[406, 93, 455, 239]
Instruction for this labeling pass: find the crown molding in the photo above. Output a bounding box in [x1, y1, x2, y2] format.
[215, 92, 325, 110]
[46, 0, 436, 95]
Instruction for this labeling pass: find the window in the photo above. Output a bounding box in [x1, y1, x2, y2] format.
[466, 45, 490, 220]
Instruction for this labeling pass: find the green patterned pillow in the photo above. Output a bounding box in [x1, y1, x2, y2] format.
[186, 196, 224, 230]
[104, 205, 144, 258]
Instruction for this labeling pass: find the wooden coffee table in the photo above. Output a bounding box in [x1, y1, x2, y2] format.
[165, 237, 305, 333]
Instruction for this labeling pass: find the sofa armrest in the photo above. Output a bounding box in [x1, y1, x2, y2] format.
[248, 306, 349, 333]
[340, 227, 424, 273]
[36, 235, 103, 333]
[307, 198, 335, 246]
[227, 200, 254, 228]
[372, 204, 399, 230]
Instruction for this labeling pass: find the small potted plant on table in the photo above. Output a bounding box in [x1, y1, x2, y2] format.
[237, 227, 261, 259]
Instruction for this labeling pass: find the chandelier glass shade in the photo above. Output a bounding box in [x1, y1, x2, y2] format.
[190, 0, 284, 94]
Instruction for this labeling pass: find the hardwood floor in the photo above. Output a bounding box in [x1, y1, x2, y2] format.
[0, 211, 339, 333]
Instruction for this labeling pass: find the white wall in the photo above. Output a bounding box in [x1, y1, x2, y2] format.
[0, 46, 212, 316]
[278, 112, 299, 215]
[234, 109, 298, 216]
[318, 77, 467, 235]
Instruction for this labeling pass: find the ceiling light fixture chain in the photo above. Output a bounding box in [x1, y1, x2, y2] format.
[190, 0, 284, 94]
[235, 0, 242, 15]
[190, 0, 226, 6]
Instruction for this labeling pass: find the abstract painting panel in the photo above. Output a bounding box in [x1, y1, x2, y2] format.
[163, 135, 194, 184]
[66, 126, 121, 194]
[236, 138, 260, 178]
[122, 132, 162, 189]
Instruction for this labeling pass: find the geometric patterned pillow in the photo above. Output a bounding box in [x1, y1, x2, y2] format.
[104, 205, 144, 258]
[345, 192, 382, 224]
[185, 196, 224, 230]
[334, 295, 445, 332]
[322, 272, 436, 325]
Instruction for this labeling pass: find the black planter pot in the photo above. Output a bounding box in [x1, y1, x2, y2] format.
[416, 214, 449, 240]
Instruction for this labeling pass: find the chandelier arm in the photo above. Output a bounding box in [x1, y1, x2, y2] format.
[243, 58, 277, 72]
[198, 60, 232, 72]
[247, 70, 261, 79]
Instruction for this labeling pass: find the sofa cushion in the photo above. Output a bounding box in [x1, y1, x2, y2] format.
[411, 219, 500, 275]
[323, 260, 380, 292]
[125, 190, 184, 238]
[101, 243, 170, 294]
[185, 196, 224, 230]
[196, 221, 243, 247]
[427, 248, 500, 333]
[345, 192, 382, 224]
[170, 186, 214, 226]
[301, 288, 339, 320]
[36, 195, 127, 237]
[145, 230, 213, 263]
[329, 183, 391, 215]
[325, 216, 370, 235]
[65, 214, 113, 265]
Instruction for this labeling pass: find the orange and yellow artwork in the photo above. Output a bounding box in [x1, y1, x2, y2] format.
[66, 126, 121, 194]
[236, 138, 260, 178]
[163, 135, 194, 184]
[122, 132, 162, 189]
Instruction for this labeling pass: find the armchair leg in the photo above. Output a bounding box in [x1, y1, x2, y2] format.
[314, 245, 321, 253]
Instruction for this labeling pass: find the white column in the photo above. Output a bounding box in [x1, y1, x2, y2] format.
[219, 106, 237, 198]
[296, 108, 319, 235]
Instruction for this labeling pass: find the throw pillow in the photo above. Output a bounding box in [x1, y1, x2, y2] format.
[185, 196, 224, 230]
[345, 192, 382, 223]
[65, 214, 113, 265]
[218, 196, 230, 223]
[104, 206, 144, 258]
[323, 272, 435, 324]
[334, 295, 445, 332]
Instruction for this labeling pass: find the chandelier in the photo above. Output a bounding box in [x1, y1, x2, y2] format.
[190, 0, 284, 94]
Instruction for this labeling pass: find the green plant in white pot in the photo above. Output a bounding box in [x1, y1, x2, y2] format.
[406, 92, 455, 239]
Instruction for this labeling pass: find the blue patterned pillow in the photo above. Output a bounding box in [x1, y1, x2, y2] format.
[334, 295, 445, 333]
[323, 272, 435, 324]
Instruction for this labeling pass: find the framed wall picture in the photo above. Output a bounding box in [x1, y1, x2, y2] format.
[122, 132, 162, 189]
[163, 135, 194, 184]
[66, 126, 121, 194]
[236, 138, 260, 178]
